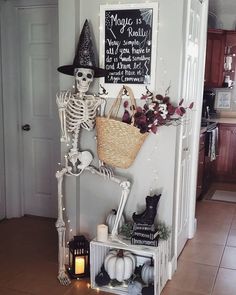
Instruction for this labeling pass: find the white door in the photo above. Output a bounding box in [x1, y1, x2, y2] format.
[18, 5, 60, 217]
[176, 0, 208, 256]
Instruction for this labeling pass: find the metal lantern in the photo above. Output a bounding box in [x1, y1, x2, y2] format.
[67, 235, 90, 279]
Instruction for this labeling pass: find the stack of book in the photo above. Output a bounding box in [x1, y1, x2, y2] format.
[131, 223, 159, 247]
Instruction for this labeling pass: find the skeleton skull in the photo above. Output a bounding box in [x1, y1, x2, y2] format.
[74, 68, 94, 94]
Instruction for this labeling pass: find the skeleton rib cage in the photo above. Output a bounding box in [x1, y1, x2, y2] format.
[66, 95, 101, 132]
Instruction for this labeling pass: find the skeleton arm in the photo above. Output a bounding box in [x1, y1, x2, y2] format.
[56, 90, 71, 142]
[94, 96, 114, 176]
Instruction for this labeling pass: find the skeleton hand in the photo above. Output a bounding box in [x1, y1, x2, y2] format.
[56, 90, 71, 109]
[57, 270, 71, 286]
[99, 160, 114, 179]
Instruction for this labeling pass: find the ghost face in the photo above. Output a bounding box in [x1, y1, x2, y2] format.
[74, 68, 94, 94]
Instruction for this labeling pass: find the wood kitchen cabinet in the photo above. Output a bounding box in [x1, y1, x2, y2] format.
[224, 31, 236, 85]
[215, 123, 236, 182]
[204, 29, 226, 88]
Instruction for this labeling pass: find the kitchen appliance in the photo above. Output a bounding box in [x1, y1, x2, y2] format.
[202, 89, 217, 121]
[205, 122, 218, 162]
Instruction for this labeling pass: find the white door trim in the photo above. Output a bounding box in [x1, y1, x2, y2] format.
[1, 0, 58, 218]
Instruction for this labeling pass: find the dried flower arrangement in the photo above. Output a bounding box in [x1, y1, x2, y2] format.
[122, 87, 194, 134]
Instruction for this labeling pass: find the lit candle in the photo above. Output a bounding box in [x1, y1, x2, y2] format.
[97, 224, 108, 242]
[75, 257, 85, 275]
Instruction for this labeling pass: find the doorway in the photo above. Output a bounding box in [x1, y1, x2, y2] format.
[1, 0, 60, 218]
[196, 4, 236, 210]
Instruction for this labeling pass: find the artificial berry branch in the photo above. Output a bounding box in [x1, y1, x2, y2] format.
[122, 91, 194, 134]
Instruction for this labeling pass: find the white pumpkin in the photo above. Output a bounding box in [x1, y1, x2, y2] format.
[141, 260, 154, 285]
[104, 249, 136, 282]
[106, 209, 125, 234]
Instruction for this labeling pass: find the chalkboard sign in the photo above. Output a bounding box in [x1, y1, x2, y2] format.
[100, 3, 158, 98]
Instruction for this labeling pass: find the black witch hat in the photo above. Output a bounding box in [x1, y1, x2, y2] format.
[57, 20, 108, 77]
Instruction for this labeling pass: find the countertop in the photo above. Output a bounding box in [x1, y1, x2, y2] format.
[200, 117, 236, 134]
[200, 126, 207, 134]
[210, 117, 236, 124]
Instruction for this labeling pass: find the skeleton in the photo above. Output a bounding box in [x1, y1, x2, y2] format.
[55, 68, 131, 285]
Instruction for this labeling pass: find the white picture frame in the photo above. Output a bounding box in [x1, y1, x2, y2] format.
[99, 3, 159, 98]
[215, 89, 232, 109]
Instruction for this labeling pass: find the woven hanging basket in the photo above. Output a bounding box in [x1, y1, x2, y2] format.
[96, 86, 148, 169]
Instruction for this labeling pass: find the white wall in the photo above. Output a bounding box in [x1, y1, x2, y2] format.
[0, 0, 22, 217]
[0, 2, 6, 219]
[219, 13, 236, 30]
[209, 0, 236, 30]
[58, 0, 185, 255]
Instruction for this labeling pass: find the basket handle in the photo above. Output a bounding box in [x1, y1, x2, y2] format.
[107, 86, 137, 120]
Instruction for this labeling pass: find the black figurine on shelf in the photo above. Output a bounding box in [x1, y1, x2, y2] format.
[132, 194, 161, 225]
[131, 194, 161, 247]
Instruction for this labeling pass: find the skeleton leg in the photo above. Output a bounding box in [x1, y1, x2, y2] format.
[111, 181, 130, 239]
[85, 167, 131, 242]
[55, 168, 71, 286]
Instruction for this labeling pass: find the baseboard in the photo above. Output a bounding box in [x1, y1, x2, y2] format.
[168, 255, 177, 280]
[188, 217, 197, 239]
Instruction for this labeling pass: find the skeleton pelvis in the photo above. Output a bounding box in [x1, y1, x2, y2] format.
[67, 150, 93, 174]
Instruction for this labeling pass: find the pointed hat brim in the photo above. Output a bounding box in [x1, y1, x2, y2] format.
[57, 65, 109, 78]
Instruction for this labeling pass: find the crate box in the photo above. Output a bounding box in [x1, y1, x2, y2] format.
[90, 236, 170, 295]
